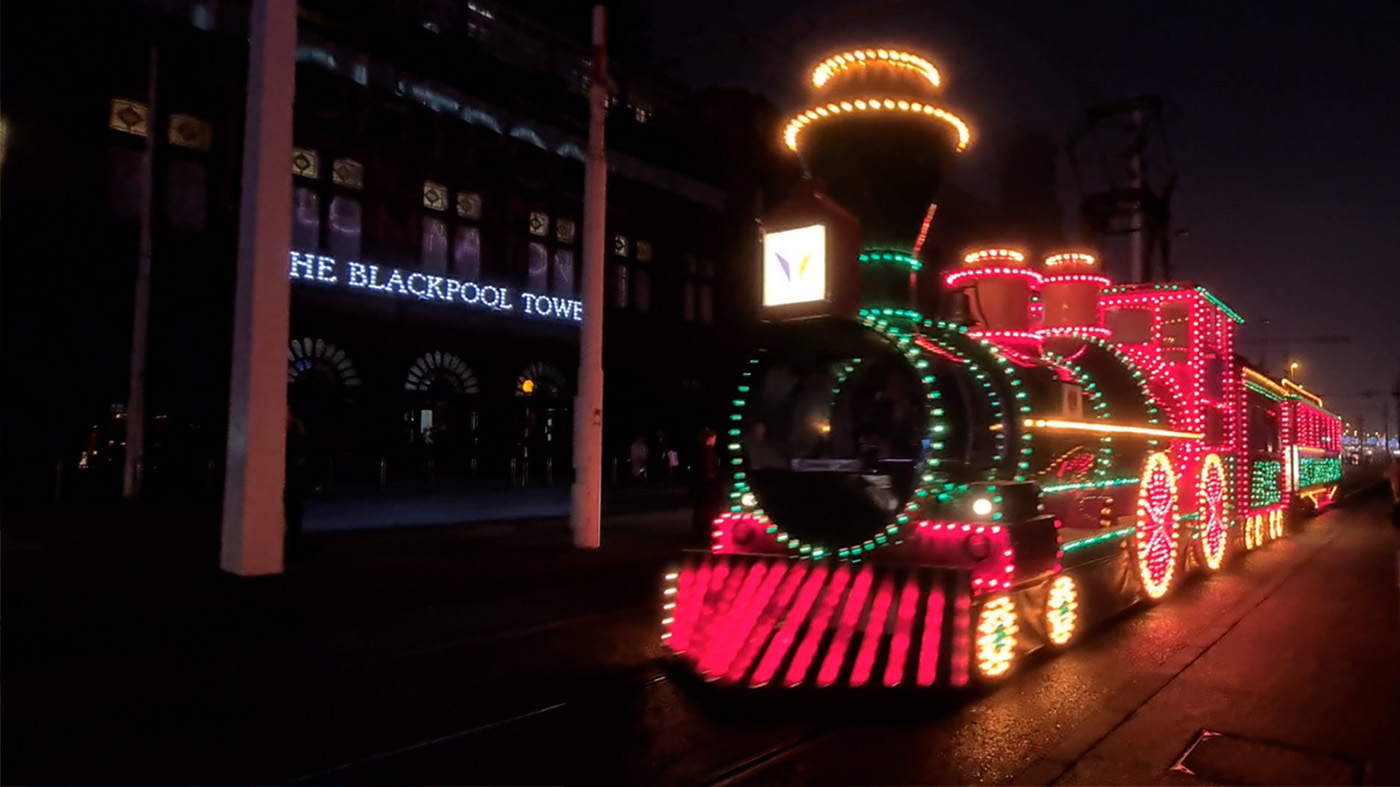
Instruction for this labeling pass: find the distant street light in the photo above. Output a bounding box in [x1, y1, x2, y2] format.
[1289, 361, 1300, 380]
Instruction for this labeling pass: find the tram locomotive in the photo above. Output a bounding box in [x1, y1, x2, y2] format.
[658, 47, 1344, 689]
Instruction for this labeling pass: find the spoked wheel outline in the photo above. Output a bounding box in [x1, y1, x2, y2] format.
[973, 594, 1019, 681]
[1044, 573, 1080, 648]
[1197, 453, 1229, 570]
[1134, 452, 1182, 600]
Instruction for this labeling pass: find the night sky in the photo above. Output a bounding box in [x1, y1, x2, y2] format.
[635, 0, 1400, 435]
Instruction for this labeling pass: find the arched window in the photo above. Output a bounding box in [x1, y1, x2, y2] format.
[288, 338, 361, 387]
[516, 362, 567, 398]
[405, 351, 480, 394]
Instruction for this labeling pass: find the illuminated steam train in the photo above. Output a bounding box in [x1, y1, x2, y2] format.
[658, 48, 1344, 689]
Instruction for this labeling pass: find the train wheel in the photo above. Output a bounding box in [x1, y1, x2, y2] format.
[1197, 453, 1229, 570]
[1044, 574, 1080, 647]
[973, 594, 1019, 680]
[1134, 452, 1181, 600]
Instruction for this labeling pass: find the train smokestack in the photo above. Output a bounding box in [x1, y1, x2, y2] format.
[944, 248, 1040, 336]
[1039, 252, 1110, 352]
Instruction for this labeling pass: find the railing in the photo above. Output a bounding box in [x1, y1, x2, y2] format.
[42, 449, 692, 504]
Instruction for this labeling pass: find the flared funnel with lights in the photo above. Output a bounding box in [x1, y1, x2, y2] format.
[784, 48, 972, 256]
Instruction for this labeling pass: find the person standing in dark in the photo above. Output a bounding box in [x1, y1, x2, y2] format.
[692, 427, 722, 542]
[284, 405, 311, 559]
[650, 429, 669, 486]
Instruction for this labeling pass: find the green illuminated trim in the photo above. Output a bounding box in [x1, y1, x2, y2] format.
[859, 249, 922, 271]
[1071, 335, 1166, 432]
[1044, 349, 1114, 479]
[1062, 526, 1135, 552]
[921, 318, 1034, 481]
[1245, 379, 1287, 402]
[1195, 287, 1245, 324]
[743, 308, 947, 560]
[1040, 477, 1140, 495]
[1099, 282, 1244, 324]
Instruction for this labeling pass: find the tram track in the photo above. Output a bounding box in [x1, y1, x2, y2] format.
[700, 726, 846, 787]
[283, 670, 672, 785]
[370, 601, 659, 663]
[283, 650, 848, 787]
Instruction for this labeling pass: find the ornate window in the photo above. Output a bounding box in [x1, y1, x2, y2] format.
[456, 191, 482, 220]
[423, 216, 449, 271]
[527, 242, 549, 291]
[635, 269, 651, 313]
[613, 234, 629, 257]
[700, 282, 714, 324]
[109, 98, 149, 136]
[108, 146, 143, 219]
[422, 180, 448, 211]
[167, 114, 212, 151]
[529, 211, 550, 237]
[293, 147, 320, 179]
[331, 158, 364, 189]
[551, 250, 575, 296]
[453, 226, 482, 279]
[556, 218, 576, 244]
[329, 195, 363, 258]
[635, 240, 653, 262]
[293, 187, 321, 249]
[164, 160, 207, 233]
[616, 264, 629, 308]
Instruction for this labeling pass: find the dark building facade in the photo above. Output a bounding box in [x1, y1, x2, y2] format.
[2, 0, 787, 504]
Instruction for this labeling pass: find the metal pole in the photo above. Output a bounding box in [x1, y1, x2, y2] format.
[220, 0, 296, 576]
[122, 45, 158, 501]
[1384, 400, 1392, 458]
[1128, 108, 1146, 283]
[570, 5, 607, 549]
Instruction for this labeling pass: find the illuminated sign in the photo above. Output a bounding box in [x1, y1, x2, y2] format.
[288, 251, 582, 322]
[762, 224, 826, 307]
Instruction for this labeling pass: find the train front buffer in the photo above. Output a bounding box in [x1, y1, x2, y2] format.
[660, 482, 1076, 690]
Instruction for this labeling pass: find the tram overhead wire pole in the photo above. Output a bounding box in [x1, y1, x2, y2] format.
[571, 5, 608, 549]
[122, 45, 158, 501]
[220, 0, 297, 576]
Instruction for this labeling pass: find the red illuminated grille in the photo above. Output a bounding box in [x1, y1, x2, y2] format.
[663, 553, 972, 689]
